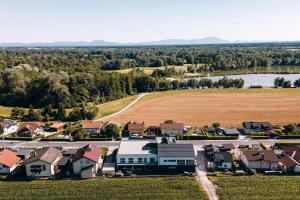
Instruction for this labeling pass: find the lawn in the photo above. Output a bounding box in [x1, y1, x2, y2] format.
[0, 177, 207, 200]
[95, 95, 138, 119]
[210, 176, 300, 200]
[0, 106, 14, 117]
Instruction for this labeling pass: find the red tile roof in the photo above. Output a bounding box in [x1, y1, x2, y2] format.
[18, 122, 42, 133]
[49, 123, 65, 129]
[0, 149, 20, 168]
[159, 123, 184, 131]
[80, 121, 102, 129]
[279, 156, 300, 169]
[282, 147, 300, 162]
[73, 144, 102, 163]
[127, 121, 145, 132]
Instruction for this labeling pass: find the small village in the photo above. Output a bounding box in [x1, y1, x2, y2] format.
[0, 118, 300, 180]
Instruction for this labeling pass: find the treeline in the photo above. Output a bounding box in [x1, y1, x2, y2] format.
[1, 47, 300, 73]
[274, 77, 300, 88]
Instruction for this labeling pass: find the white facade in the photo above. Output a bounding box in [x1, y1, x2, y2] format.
[117, 154, 158, 166]
[240, 153, 277, 170]
[26, 159, 60, 177]
[73, 157, 102, 175]
[158, 157, 195, 166]
[0, 163, 18, 174]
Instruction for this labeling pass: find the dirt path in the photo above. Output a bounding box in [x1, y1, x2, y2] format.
[96, 93, 148, 121]
[196, 150, 218, 200]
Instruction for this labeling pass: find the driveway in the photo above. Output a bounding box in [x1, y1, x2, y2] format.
[196, 150, 218, 200]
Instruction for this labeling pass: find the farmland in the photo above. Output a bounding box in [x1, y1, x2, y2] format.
[210, 176, 300, 200]
[0, 177, 207, 200]
[106, 88, 300, 127]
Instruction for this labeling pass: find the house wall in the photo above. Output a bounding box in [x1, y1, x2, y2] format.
[158, 157, 195, 166]
[222, 162, 232, 169]
[0, 163, 17, 174]
[161, 129, 183, 136]
[73, 157, 97, 175]
[116, 154, 158, 165]
[293, 165, 300, 173]
[81, 165, 96, 179]
[26, 160, 53, 177]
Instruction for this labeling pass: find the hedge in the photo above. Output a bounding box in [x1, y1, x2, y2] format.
[41, 138, 70, 142]
[3, 137, 33, 141]
[279, 135, 300, 139]
[275, 142, 300, 147]
[181, 135, 238, 140]
[249, 136, 270, 139]
[77, 138, 113, 141]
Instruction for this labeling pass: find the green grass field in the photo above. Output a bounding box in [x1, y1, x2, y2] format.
[0, 106, 14, 117]
[0, 177, 207, 200]
[210, 176, 300, 200]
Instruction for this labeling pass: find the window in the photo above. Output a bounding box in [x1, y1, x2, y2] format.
[128, 158, 134, 163]
[86, 160, 89, 164]
[186, 160, 194, 165]
[150, 158, 155, 163]
[177, 160, 185, 165]
[164, 160, 168, 163]
[42, 165, 46, 170]
[120, 158, 125, 163]
[138, 158, 143, 163]
[144, 158, 147, 163]
[168, 160, 176, 162]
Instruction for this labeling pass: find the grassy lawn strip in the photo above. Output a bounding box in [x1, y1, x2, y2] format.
[210, 176, 300, 200]
[95, 95, 138, 118]
[0, 177, 207, 200]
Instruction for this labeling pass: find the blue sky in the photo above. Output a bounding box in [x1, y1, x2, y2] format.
[0, 0, 300, 42]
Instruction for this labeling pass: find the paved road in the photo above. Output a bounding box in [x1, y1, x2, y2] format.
[95, 93, 148, 121]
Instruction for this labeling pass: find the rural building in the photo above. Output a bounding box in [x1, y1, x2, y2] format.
[222, 128, 240, 137]
[126, 121, 145, 135]
[159, 123, 184, 136]
[0, 119, 18, 135]
[49, 123, 65, 132]
[116, 140, 158, 171]
[25, 147, 62, 177]
[278, 155, 300, 173]
[80, 121, 102, 136]
[0, 149, 21, 174]
[264, 130, 278, 137]
[240, 150, 278, 170]
[157, 144, 195, 172]
[242, 122, 272, 134]
[72, 144, 103, 178]
[222, 143, 235, 152]
[205, 144, 220, 158]
[17, 122, 43, 138]
[213, 152, 233, 169]
[15, 149, 34, 160]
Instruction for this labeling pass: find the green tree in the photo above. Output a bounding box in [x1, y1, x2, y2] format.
[11, 107, 26, 120]
[103, 123, 120, 138]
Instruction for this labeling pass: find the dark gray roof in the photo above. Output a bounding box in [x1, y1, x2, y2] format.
[62, 149, 78, 155]
[57, 155, 70, 166]
[158, 144, 194, 157]
[223, 128, 240, 135]
[16, 149, 32, 156]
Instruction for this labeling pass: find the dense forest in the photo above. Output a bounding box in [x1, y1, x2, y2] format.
[0, 45, 299, 109]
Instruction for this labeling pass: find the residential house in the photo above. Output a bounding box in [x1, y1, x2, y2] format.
[205, 144, 220, 158]
[0, 149, 21, 174]
[0, 119, 18, 136]
[80, 121, 102, 136]
[240, 150, 278, 170]
[72, 144, 103, 178]
[17, 122, 43, 138]
[222, 143, 235, 152]
[278, 155, 300, 173]
[49, 123, 65, 132]
[25, 147, 62, 177]
[16, 149, 34, 160]
[159, 123, 184, 136]
[158, 143, 195, 172]
[126, 121, 145, 135]
[213, 152, 233, 169]
[242, 122, 272, 134]
[222, 128, 240, 137]
[116, 140, 158, 171]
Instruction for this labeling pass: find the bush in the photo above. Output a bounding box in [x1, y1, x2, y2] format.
[3, 137, 33, 141]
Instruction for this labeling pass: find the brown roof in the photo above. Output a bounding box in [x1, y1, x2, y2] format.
[127, 121, 145, 131]
[80, 121, 102, 129]
[0, 149, 20, 168]
[25, 147, 61, 164]
[279, 156, 300, 169]
[159, 123, 184, 131]
[49, 123, 65, 129]
[73, 144, 102, 163]
[18, 122, 42, 133]
[242, 150, 278, 162]
[222, 143, 235, 150]
[282, 146, 300, 162]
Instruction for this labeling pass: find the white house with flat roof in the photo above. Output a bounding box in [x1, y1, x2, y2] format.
[116, 140, 158, 171]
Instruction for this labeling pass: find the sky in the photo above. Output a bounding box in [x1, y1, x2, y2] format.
[0, 0, 300, 43]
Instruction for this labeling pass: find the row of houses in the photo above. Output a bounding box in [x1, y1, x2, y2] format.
[204, 143, 300, 174]
[0, 144, 103, 179]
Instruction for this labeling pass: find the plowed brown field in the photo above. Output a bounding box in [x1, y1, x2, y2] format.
[106, 89, 300, 127]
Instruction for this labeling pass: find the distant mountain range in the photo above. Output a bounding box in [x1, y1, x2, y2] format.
[0, 37, 230, 47]
[0, 37, 299, 47]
